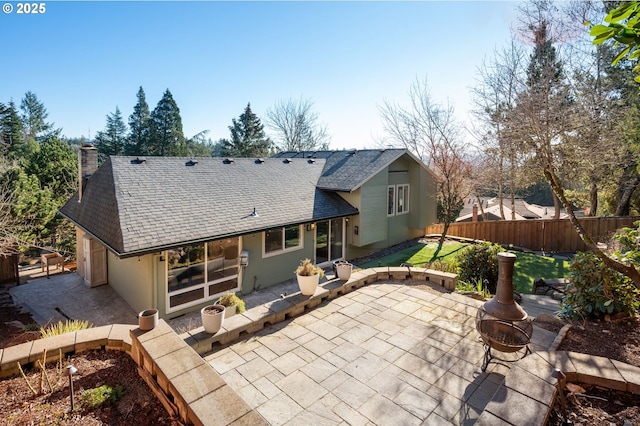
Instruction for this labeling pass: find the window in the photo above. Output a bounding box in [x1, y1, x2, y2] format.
[166, 237, 240, 312]
[387, 184, 410, 216]
[397, 184, 410, 215]
[264, 225, 302, 256]
[387, 186, 395, 216]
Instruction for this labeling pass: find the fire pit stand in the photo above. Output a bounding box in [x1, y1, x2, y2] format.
[475, 252, 533, 372]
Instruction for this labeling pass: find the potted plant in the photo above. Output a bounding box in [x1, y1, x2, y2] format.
[201, 304, 225, 334]
[295, 258, 324, 296]
[218, 292, 246, 318]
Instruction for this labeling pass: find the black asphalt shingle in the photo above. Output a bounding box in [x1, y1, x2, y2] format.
[273, 149, 408, 192]
[60, 156, 358, 257]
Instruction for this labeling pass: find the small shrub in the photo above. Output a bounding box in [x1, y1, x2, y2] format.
[80, 385, 125, 409]
[295, 258, 324, 277]
[24, 322, 41, 332]
[218, 292, 246, 314]
[455, 242, 502, 294]
[40, 320, 92, 338]
[560, 252, 640, 319]
[613, 220, 640, 265]
[456, 279, 491, 299]
[424, 259, 457, 274]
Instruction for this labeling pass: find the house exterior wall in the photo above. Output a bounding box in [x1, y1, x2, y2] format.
[357, 171, 388, 246]
[239, 229, 315, 294]
[343, 155, 437, 259]
[339, 191, 361, 251]
[415, 166, 438, 228]
[107, 251, 154, 315]
[75, 229, 86, 280]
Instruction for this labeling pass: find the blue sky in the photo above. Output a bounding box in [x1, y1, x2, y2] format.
[2, 1, 519, 150]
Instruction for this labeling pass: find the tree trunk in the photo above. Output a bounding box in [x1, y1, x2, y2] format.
[498, 182, 505, 220]
[543, 167, 640, 289]
[476, 195, 487, 221]
[551, 184, 561, 219]
[615, 172, 640, 217]
[588, 178, 598, 217]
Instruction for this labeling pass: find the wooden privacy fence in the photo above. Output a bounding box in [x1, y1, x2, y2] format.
[0, 254, 19, 285]
[425, 216, 640, 253]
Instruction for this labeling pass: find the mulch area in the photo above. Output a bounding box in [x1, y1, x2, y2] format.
[548, 315, 640, 425]
[0, 283, 181, 425]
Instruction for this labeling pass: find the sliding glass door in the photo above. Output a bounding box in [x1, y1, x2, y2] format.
[315, 219, 344, 265]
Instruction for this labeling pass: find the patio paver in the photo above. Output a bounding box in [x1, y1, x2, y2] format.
[206, 282, 552, 425]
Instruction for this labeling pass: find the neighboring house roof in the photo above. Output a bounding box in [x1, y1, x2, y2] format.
[274, 149, 429, 192]
[59, 156, 358, 258]
[457, 203, 527, 222]
[457, 197, 577, 222]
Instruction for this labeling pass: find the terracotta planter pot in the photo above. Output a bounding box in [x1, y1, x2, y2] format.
[201, 304, 225, 334]
[138, 309, 158, 331]
[296, 273, 319, 296]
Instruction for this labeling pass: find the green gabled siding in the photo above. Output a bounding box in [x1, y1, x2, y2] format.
[417, 167, 438, 228]
[343, 153, 437, 259]
[358, 172, 388, 246]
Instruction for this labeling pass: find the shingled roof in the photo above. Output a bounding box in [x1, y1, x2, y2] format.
[273, 149, 412, 192]
[59, 156, 358, 258]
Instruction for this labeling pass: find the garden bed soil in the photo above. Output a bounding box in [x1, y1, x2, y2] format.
[0, 302, 180, 425]
[548, 316, 640, 425]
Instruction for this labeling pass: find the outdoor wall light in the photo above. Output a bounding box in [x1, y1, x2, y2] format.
[67, 365, 78, 411]
[354, 226, 359, 235]
[306, 223, 316, 231]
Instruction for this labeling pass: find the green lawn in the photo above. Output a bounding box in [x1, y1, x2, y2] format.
[355, 242, 572, 294]
[357, 242, 466, 269]
[510, 251, 571, 294]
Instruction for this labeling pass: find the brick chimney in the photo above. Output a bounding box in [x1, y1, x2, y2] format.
[78, 144, 98, 202]
[472, 203, 478, 222]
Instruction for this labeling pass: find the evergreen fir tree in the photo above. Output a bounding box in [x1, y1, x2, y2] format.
[95, 106, 128, 161]
[526, 21, 562, 94]
[221, 103, 272, 157]
[24, 136, 77, 201]
[517, 19, 570, 219]
[149, 89, 186, 156]
[128, 86, 151, 156]
[0, 101, 26, 159]
[20, 91, 59, 142]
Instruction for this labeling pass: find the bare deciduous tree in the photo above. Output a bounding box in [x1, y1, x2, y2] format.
[471, 38, 529, 220]
[379, 78, 471, 250]
[266, 97, 330, 153]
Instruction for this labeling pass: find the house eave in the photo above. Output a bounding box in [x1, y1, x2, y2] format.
[61, 209, 359, 260]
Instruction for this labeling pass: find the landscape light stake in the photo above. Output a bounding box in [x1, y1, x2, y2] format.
[67, 365, 78, 411]
[551, 368, 569, 425]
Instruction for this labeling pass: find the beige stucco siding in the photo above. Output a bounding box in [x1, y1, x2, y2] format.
[108, 252, 154, 315]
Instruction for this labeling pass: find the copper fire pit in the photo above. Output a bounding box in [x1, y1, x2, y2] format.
[475, 252, 533, 371]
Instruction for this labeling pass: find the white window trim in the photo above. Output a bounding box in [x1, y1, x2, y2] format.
[387, 185, 396, 217]
[262, 225, 304, 258]
[397, 184, 410, 216]
[388, 184, 410, 216]
[165, 240, 241, 314]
